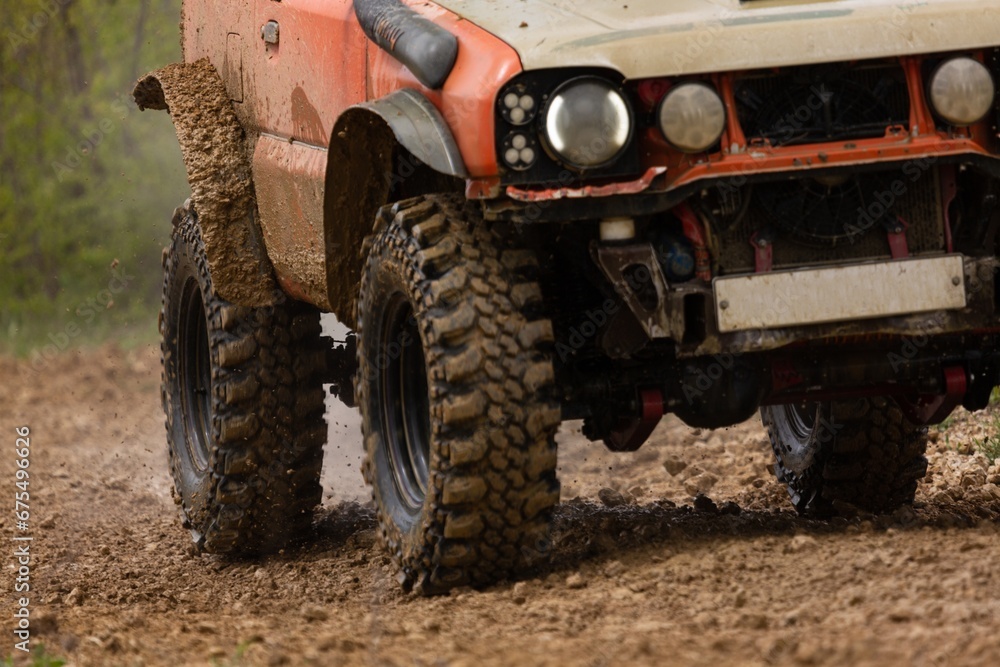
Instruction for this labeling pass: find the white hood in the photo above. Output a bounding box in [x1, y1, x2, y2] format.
[433, 0, 1000, 78]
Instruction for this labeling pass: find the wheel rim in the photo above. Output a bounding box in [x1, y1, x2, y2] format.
[178, 277, 213, 472]
[379, 294, 431, 516]
[774, 402, 821, 473]
[782, 402, 817, 441]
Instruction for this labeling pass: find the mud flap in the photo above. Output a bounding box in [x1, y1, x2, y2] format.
[133, 58, 279, 307]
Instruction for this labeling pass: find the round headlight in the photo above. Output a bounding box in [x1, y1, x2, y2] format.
[543, 77, 632, 170]
[658, 82, 726, 153]
[929, 57, 995, 126]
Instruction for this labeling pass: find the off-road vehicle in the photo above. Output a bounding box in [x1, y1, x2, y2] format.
[136, 0, 1000, 593]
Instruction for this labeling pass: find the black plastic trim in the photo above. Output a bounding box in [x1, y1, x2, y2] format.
[354, 0, 458, 90]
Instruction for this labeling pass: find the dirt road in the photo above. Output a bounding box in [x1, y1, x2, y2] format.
[2, 344, 999, 666]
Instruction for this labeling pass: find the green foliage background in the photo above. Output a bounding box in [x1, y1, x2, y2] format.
[0, 0, 188, 355]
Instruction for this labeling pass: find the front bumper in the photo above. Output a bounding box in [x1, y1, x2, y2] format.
[595, 251, 1000, 358]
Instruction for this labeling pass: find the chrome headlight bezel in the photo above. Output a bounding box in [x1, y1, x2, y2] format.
[540, 76, 634, 171]
[928, 56, 996, 127]
[657, 82, 727, 154]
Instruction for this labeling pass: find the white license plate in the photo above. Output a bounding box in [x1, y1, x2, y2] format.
[714, 256, 967, 333]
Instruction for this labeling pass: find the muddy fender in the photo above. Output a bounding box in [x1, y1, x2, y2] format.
[133, 58, 279, 307]
[357, 89, 467, 178]
[324, 89, 466, 326]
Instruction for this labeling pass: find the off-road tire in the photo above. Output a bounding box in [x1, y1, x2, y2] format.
[761, 397, 928, 515]
[357, 194, 561, 594]
[161, 208, 327, 555]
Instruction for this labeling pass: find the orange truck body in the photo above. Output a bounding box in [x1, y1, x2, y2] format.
[179, 1, 1000, 313]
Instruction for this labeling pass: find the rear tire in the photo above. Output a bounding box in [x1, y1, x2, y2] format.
[161, 208, 327, 555]
[761, 396, 928, 514]
[357, 195, 561, 594]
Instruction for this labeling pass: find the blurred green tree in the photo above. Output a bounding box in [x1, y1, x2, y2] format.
[0, 0, 188, 354]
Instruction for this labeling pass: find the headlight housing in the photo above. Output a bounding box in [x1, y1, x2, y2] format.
[658, 82, 727, 153]
[929, 57, 996, 126]
[542, 76, 633, 170]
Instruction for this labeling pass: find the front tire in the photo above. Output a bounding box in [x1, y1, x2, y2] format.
[761, 397, 929, 514]
[357, 195, 561, 594]
[161, 208, 327, 554]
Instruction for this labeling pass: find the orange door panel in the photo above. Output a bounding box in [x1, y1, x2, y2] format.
[252, 0, 366, 143]
[250, 0, 366, 308]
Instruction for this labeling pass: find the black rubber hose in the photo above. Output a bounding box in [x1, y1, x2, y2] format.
[355, 0, 459, 90]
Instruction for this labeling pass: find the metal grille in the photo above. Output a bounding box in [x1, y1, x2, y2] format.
[735, 61, 910, 146]
[715, 166, 944, 275]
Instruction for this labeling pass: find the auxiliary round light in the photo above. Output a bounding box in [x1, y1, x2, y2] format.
[501, 132, 538, 171]
[658, 82, 727, 153]
[929, 57, 996, 126]
[500, 86, 538, 126]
